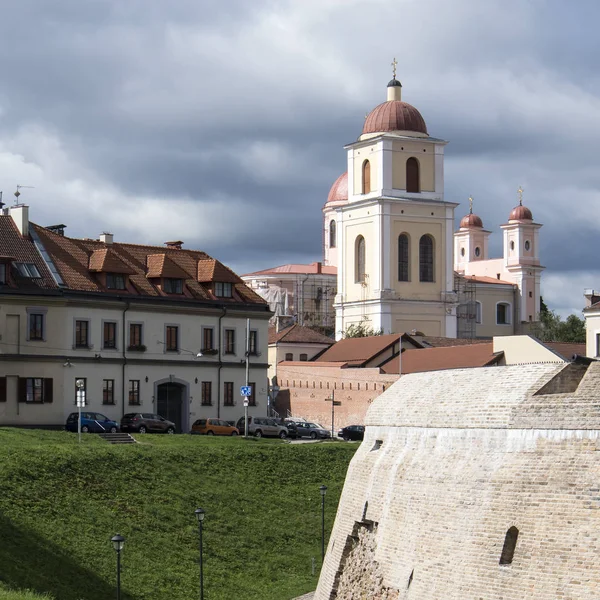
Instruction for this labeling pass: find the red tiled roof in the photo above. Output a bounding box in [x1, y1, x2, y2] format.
[544, 342, 586, 361]
[315, 333, 401, 366]
[197, 259, 242, 284]
[419, 336, 492, 348]
[466, 275, 515, 286]
[380, 343, 501, 374]
[0, 219, 267, 306]
[268, 324, 335, 345]
[243, 262, 337, 277]
[325, 172, 348, 207]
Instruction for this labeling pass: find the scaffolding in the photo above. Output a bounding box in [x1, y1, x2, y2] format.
[454, 273, 477, 339]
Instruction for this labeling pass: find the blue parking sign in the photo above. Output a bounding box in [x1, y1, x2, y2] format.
[240, 385, 252, 397]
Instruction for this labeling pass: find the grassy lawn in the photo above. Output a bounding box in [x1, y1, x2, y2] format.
[0, 429, 357, 600]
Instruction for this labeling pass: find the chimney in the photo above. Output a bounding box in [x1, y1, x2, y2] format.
[584, 289, 600, 308]
[165, 240, 183, 250]
[10, 205, 29, 237]
[316, 261, 322, 274]
[99, 232, 114, 245]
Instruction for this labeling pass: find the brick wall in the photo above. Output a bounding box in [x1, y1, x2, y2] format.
[273, 363, 398, 428]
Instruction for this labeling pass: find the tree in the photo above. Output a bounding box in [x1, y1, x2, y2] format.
[534, 297, 586, 343]
[341, 317, 384, 338]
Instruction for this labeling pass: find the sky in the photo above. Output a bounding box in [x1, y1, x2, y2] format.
[0, 0, 598, 316]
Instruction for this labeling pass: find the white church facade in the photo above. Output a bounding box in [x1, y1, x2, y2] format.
[323, 73, 544, 340]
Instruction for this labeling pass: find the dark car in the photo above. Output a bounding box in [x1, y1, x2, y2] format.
[337, 425, 365, 441]
[121, 413, 176, 434]
[66, 412, 119, 433]
[235, 416, 289, 438]
[293, 422, 331, 440]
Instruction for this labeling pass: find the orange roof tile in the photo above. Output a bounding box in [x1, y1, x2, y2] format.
[315, 333, 401, 366]
[268, 324, 335, 345]
[466, 275, 515, 286]
[88, 248, 136, 274]
[197, 259, 242, 284]
[146, 254, 190, 279]
[243, 262, 337, 277]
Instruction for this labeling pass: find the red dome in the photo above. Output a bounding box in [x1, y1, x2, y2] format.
[363, 100, 427, 135]
[509, 205, 533, 221]
[460, 213, 483, 228]
[326, 172, 348, 206]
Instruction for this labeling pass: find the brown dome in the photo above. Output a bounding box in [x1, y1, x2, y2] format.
[363, 100, 427, 136]
[325, 172, 348, 206]
[509, 205, 533, 221]
[460, 213, 483, 228]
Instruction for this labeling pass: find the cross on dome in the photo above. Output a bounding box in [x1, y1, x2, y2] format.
[469, 195, 474, 214]
[517, 186, 524, 206]
[391, 57, 398, 79]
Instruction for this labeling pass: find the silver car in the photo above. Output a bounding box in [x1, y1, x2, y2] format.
[236, 416, 289, 439]
[294, 422, 331, 440]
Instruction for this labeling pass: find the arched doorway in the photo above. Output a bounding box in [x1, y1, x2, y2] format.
[156, 382, 185, 432]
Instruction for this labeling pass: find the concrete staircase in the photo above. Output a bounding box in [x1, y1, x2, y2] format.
[98, 432, 137, 444]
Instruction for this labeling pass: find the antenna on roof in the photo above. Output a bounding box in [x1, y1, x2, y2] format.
[14, 185, 35, 204]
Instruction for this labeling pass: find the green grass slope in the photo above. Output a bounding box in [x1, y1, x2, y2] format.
[0, 429, 356, 600]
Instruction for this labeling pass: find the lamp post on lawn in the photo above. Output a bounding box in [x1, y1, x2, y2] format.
[195, 508, 205, 600]
[75, 378, 85, 443]
[111, 534, 125, 600]
[320, 485, 327, 563]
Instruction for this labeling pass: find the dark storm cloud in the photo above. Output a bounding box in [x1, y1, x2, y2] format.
[0, 0, 598, 314]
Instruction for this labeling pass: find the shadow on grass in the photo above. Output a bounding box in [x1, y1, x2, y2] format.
[0, 514, 131, 600]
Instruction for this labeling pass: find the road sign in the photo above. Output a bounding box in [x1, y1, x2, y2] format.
[243, 398, 249, 407]
[240, 385, 252, 397]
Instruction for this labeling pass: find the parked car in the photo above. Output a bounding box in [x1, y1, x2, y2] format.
[120, 413, 176, 434]
[294, 422, 331, 440]
[66, 412, 119, 434]
[337, 425, 365, 441]
[235, 416, 289, 439]
[191, 418, 239, 436]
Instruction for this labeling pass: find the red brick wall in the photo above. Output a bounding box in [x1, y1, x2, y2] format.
[274, 364, 398, 430]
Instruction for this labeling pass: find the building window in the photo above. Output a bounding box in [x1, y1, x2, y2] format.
[215, 282, 233, 298]
[476, 301, 482, 324]
[224, 329, 235, 354]
[26, 378, 44, 403]
[129, 380, 140, 405]
[285, 353, 293, 361]
[129, 323, 143, 348]
[475, 247, 481, 257]
[329, 220, 336, 248]
[355, 236, 366, 283]
[103, 322, 117, 349]
[0, 263, 7, 284]
[75, 320, 90, 348]
[248, 382, 256, 406]
[15, 262, 41, 278]
[103, 379, 115, 405]
[496, 302, 511, 325]
[362, 160, 371, 194]
[398, 234, 409, 282]
[406, 157, 420, 193]
[249, 330, 258, 355]
[202, 327, 214, 351]
[525, 240, 531, 251]
[106, 273, 126, 290]
[224, 382, 234, 406]
[499, 527, 519, 565]
[166, 326, 179, 352]
[74, 378, 87, 405]
[419, 235, 434, 282]
[299, 353, 308, 361]
[510, 240, 515, 251]
[460, 247, 465, 257]
[29, 313, 45, 341]
[201, 381, 212, 406]
[164, 278, 183, 294]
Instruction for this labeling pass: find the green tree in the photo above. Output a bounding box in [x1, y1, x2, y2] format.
[341, 317, 384, 338]
[535, 296, 586, 343]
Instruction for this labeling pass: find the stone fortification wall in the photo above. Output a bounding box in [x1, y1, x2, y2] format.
[315, 362, 600, 600]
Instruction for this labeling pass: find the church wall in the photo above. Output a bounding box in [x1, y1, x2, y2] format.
[391, 141, 435, 192]
[352, 145, 379, 195]
[474, 284, 517, 338]
[315, 364, 600, 600]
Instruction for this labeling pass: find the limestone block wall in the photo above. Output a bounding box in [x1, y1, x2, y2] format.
[315, 362, 600, 600]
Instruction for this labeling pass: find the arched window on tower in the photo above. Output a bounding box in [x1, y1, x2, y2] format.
[355, 235, 366, 283]
[362, 160, 371, 194]
[419, 235, 434, 282]
[499, 527, 519, 565]
[406, 157, 420, 193]
[398, 234, 410, 282]
[329, 220, 336, 248]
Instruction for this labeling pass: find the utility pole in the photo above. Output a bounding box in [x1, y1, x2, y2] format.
[244, 318, 250, 438]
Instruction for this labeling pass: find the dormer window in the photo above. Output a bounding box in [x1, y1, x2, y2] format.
[164, 278, 183, 294]
[214, 282, 233, 298]
[106, 273, 126, 290]
[15, 262, 41, 278]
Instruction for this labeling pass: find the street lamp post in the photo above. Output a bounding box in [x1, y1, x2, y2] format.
[111, 534, 125, 600]
[195, 508, 205, 600]
[75, 378, 85, 443]
[320, 485, 327, 563]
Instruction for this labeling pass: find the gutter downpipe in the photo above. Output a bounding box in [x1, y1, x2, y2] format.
[122, 301, 130, 419]
[217, 306, 227, 419]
